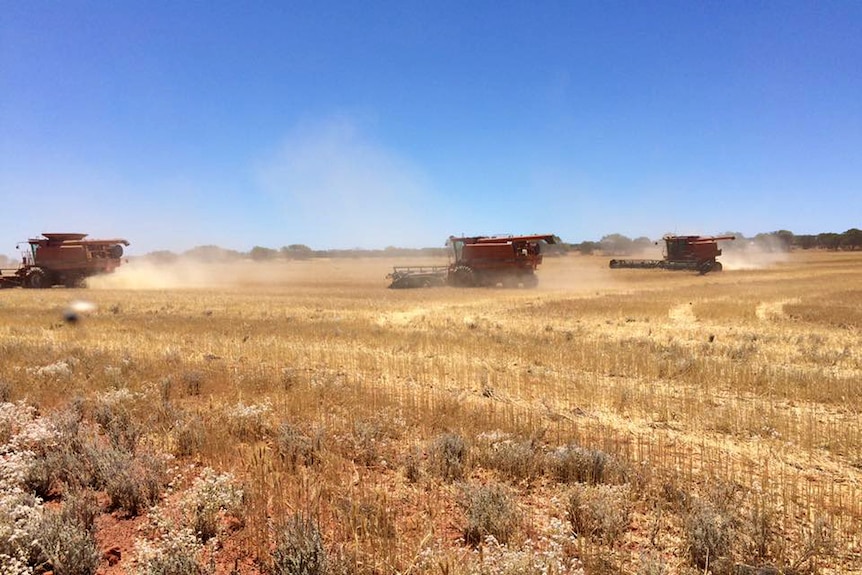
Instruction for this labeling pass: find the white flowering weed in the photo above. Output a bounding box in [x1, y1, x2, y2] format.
[0, 402, 49, 571]
[224, 400, 272, 440]
[417, 518, 582, 575]
[181, 468, 243, 541]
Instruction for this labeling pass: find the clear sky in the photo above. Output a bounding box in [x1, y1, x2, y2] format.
[2, 1, 860, 254]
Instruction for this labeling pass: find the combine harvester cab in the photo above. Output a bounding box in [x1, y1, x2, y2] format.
[0, 233, 130, 288]
[609, 234, 734, 274]
[387, 234, 557, 288]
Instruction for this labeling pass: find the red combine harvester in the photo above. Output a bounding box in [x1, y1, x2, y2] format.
[609, 234, 735, 274]
[387, 234, 557, 288]
[0, 233, 130, 288]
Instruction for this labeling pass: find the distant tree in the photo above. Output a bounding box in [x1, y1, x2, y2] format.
[794, 235, 817, 250]
[600, 234, 634, 255]
[575, 241, 600, 255]
[144, 250, 178, 263]
[841, 228, 862, 250]
[250, 246, 278, 261]
[279, 244, 314, 259]
[816, 232, 841, 250]
[185, 245, 242, 262]
[774, 230, 795, 250]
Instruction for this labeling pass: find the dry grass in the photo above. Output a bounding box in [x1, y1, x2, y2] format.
[1, 251, 860, 574]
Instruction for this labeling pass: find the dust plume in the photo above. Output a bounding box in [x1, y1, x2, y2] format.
[537, 255, 625, 293]
[254, 117, 446, 249]
[87, 258, 235, 290]
[720, 237, 790, 270]
[87, 256, 404, 290]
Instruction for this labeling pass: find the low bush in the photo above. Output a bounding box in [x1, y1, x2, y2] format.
[684, 498, 738, 572]
[270, 513, 327, 575]
[276, 422, 321, 471]
[32, 492, 101, 575]
[549, 444, 614, 485]
[566, 484, 631, 545]
[225, 400, 273, 442]
[181, 468, 244, 542]
[134, 527, 208, 575]
[92, 390, 142, 453]
[476, 436, 544, 483]
[98, 448, 168, 517]
[428, 432, 468, 482]
[459, 482, 520, 546]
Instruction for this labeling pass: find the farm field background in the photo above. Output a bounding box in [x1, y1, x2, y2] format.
[1, 250, 860, 574]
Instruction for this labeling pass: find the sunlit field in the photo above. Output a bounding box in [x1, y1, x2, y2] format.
[1, 250, 860, 574]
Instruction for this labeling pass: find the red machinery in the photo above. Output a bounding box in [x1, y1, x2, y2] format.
[609, 234, 735, 274]
[387, 234, 557, 288]
[0, 233, 130, 288]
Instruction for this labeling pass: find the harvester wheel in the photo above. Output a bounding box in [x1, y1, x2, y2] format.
[712, 261, 723, 272]
[451, 266, 475, 287]
[26, 268, 48, 289]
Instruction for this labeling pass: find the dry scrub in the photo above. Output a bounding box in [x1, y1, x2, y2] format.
[1, 251, 860, 574]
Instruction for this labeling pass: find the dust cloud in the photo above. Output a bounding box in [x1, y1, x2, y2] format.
[720, 239, 790, 270]
[537, 255, 624, 293]
[87, 258, 237, 290]
[254, 117, 445, 250]
[85, 258, 326, 290]
[87, 257, 403, 290]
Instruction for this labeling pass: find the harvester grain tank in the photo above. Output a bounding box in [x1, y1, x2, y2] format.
[387, 234, 557, 288]
[609, 234, 734, 274]
[0, 233, 130, 288]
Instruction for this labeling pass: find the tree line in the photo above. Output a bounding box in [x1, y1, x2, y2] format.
[114, 228, 862, 261]
[568, 228, 862, 256]
[2, 229, 856, 267]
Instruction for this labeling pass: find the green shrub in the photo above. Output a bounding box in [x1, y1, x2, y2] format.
[549, 444, 613, 485]
[33, 492, 101, 575]
[478, 438, 544, 483]
[566, 484, 631, 545]
[270, 513, 327, 575]
[684, 499, 738, 571]
[459, 482, 520, 546]
[97, 448, 167, 517]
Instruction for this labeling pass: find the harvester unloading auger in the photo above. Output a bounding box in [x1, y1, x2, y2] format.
[387, 234, 557, 288]
[0, 233, 130, 288]
[609, 234, 735, 274]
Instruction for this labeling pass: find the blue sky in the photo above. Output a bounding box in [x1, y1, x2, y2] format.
[2, 1, 860, 254]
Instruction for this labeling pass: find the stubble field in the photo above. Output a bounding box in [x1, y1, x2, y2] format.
[1, 250, 860, 574]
